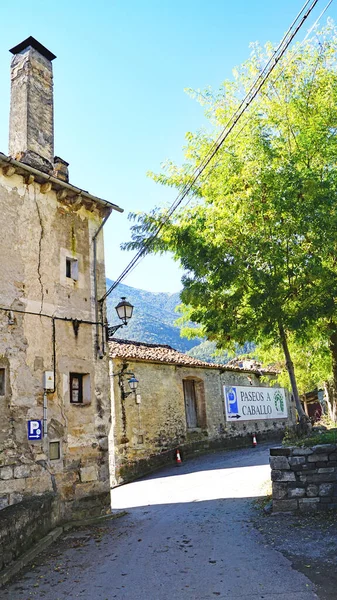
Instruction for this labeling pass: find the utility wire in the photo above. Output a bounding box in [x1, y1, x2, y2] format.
[272, 0, 334, 85]
[101, 0, 320, 303]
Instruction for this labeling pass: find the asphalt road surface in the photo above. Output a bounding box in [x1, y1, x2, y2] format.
[1, 444, 319, 599]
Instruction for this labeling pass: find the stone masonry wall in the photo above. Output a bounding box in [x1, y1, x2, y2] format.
[0, 493, 60, 572]
[111, 357, 295, 484]
[0, 165, 111, 515]
[270, 444, 337, 512]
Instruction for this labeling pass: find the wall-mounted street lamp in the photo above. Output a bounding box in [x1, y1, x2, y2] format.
[127, 376, 139, 393]
[114, 363, 139, 401]
[107, 297, 134, 339]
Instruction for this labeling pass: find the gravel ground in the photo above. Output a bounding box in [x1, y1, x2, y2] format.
[253, 503, 337, 600]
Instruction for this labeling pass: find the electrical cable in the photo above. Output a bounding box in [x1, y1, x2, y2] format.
[101, 0, 321, 303]
[0, 305, 101, 326]
[272, 0, 334, 85]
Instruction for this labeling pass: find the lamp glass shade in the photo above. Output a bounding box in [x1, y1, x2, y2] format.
[128, 376, 138, 391]
[115, 297, 134, 324]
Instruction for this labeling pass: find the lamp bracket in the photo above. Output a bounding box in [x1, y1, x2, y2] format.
[106, 323, 124, 340]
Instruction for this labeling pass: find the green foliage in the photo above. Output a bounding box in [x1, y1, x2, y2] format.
[283, 427, 337, 447]
[186, 340, 255, 363]
[186, 340, 229, 363]
[107, 280, 254, 361]
[255, 328, 332, 396]
[124, 22, 337, 403]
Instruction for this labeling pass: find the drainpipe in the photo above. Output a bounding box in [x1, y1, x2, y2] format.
[93, 214, 111, 357]
[43, 391, 48, 438]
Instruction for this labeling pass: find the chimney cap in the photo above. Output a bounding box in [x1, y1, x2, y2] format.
[9, 36, 56, 61]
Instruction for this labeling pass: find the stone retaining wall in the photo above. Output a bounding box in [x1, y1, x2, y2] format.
[270, 444, 337, 512]
[117, 430, 284, 484]
[0, 490, 110, 574]
[0, 493, 61, 572]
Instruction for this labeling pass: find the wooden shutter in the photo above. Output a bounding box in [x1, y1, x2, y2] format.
[183, 380, 198, 428]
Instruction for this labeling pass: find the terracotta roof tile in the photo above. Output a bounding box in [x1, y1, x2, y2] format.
[109, 338, 277, 374]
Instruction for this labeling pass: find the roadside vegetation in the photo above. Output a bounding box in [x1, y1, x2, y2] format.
[283, 414, 337, 447]
[124, 21, 337, 430]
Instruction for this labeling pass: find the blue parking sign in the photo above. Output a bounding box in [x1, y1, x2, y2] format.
[28, 420, 42, 440]
[225, 386, 238, 415]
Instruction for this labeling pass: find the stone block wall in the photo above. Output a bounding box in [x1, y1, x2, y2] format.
[0, 493, 60, 571]
[270, 444, 337, 512]
[111, 355, 294, 485]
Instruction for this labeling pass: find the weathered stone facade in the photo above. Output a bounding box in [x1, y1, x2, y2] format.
[0, 37, 122, 518]
[0, 494, 61, 573]
[270, 444, 337, 512]
[9, 38, 55, 172]
[110, 340, 295, 484]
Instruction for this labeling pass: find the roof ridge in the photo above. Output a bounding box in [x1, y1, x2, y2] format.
[112, 338, 174, 350]
[108, 339, 278, 375]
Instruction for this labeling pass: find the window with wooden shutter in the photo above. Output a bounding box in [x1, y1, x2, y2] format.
[183, 379, 198, 428]
[0, 368, 5, 396]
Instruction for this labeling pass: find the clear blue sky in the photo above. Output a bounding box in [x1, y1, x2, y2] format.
[0, 1, 335, 293]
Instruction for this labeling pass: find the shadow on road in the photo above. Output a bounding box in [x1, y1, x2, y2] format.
[140, 442, 275, 482]
[1, 495, 313, 600]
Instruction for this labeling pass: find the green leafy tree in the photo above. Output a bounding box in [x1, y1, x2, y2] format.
[255, 329, 332, 397]
[124, 23, 337, 425]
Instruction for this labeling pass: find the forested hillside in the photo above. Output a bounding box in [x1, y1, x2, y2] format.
[106, 279, 201, 353]
[106, 280, 254, 360]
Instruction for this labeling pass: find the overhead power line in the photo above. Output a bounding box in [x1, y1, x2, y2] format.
[101, 0, 321, 303]
[272, 0, 334, 85]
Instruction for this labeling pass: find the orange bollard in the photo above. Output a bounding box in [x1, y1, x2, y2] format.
[175, 449, 182, 466]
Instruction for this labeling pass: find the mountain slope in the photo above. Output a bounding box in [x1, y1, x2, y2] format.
[106, 279, 201, 352]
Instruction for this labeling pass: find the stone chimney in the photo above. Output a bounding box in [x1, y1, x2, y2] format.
[9, 37, 56, 174]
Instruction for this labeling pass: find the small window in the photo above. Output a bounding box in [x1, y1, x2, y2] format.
[66, 257, 78, 281]
[70, 373, 91, 404]
[0, 369, 5, 396]
[49, 441, 60, 460]
[70, 373, 83, 403]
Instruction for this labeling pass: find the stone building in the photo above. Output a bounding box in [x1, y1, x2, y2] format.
[0, 37, 122, 517]
[109, 339, 295, 484]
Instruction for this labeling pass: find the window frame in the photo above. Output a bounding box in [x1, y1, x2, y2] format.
[183, 379, 199, 429]
[49, 441, 61, 460]
[0, 368, 5, 396]
[70, 373, 84, 404]
[69, 372, 91, 405]
[66, 257, 79, 281]
[183, 377, 207, 430]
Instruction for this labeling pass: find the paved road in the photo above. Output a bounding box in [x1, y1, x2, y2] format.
[1, 444, 318, 599]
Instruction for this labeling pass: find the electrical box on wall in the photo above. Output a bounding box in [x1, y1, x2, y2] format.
[43, 371, 54, 390]
[136, 394, 141, 404]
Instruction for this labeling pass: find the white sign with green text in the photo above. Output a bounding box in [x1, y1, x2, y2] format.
[224, 385, 287, 421]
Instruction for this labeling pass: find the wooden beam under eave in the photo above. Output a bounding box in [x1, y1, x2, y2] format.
[24, 174, 35, 185]
[2, 165, 16, 177]
[57, 189, 68, 201]
[40, 182, 52, 194]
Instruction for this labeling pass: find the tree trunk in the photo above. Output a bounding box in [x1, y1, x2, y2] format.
[324, 381, 335, 421]
[278, 320, 308, 431]
[328, 327, 337, 422]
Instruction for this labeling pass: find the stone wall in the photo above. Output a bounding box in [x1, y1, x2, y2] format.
[270, 444, 337, 512]
[0, 166, 111, 514]
[111, 357, 295, 484]
[0, 493, 60, 572]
